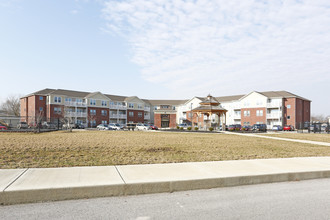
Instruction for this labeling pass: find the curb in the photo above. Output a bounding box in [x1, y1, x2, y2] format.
[1, 169, 330, 205]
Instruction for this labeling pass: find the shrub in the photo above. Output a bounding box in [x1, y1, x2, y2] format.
[209, 127, 214, 131]
[235, 127, 240, 131]
[194, 127, 199, 131]
[177, 126, 180, 129]
[187, 127, 192, 131]
[180, 127, 184, 130]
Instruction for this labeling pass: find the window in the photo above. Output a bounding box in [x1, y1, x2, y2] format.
[90, 109, 96, 115]
[102, 120, 107, 125]
[101, 101, 107, 106]
[256, 110, 263, 116]
[287, 105, 291, 109]
[54, 96, 61, 103]
[65, 98, 71, 102]
[90, 99, 96, 105]
[287, 116, 291, 119]
[129, 103, 134, 108]
[137, 104, 143, 109]
[91, 120, 96, 126]
[172, 106, 176, 110]
[138, 112, 143, 118]
[244, 110, 250, 116]
[129, 112, 134, 117]
[161, 105, 169, 109]
[39, 96, 43, 100]
[39, 107, 43, 111]
[101, 110, 107, 116]
[54, 107, 62, 114]
[154, 106, 158, 110]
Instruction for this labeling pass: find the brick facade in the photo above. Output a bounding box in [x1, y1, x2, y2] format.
[127, 110, 144, 123]
[241, 107, 266, 126]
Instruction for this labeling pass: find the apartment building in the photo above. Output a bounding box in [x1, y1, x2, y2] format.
[21, 89, 310, 129]
[20, 89, 151, 127]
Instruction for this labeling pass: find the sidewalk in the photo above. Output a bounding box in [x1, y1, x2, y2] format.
[1, 157, 330, 205]
[223, 131, 330, 146]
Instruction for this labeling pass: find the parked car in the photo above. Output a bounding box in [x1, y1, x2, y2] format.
[74, 123, 85, 129]
[108, 123, 121, 130]
[62, 123, 76, 130]
[42, 122, 57, 129]
[178, 123, 188, 129]
[96, 124, 109, 130]
[241, 125, 252, 131]
[150, 125, 159, 130]
[17, 122, 28, 129]
[252, 124, 267, 132]
[272, 125, 283, 131]
[219, 125, 228, 131]
[126, 123, 136, 131]
[228, 124, 241, 131]
[136, 123, 150, 130]
[0, 124, 8, 130]
[283, 125, 294, 131]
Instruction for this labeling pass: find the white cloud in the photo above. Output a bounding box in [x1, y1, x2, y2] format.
[102, 0, 330, 98]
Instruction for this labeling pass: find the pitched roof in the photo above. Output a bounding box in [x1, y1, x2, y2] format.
[105, 94, 127, 102]
[21, 88, 57, 98]
[215, 95, 245, 102]
[49, 89, 90, 98]
[147, 99, 188, 105]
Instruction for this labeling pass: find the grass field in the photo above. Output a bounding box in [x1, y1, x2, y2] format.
[261, 132, 330, 143]
[1, 131, 330, 169]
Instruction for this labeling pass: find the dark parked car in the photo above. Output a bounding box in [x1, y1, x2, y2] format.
[228, 124, 241, 131]
[241, 125, 252, 131]
[252, 124, 267, 132]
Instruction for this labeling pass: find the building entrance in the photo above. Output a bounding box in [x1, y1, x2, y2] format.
[161, 114, 170, 128]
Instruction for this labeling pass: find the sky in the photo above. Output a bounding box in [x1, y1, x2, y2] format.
[0, 0, 329, 115]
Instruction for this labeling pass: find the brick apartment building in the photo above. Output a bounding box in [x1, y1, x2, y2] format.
[21, 89, 310, 129]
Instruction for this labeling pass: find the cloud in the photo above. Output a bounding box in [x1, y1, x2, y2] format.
[102, 0, 330, 97]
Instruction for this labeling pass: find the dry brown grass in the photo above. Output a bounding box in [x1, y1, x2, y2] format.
[261, 132, 330, 143]
[1, 130, 329, 169]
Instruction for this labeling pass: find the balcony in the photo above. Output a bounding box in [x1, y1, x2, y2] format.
[233, 114, 241, 119]
[267, 113, 281, 119]
[109, 105, 127, 110]
[64, 101, 87, 107]
[118, 114, 126, 119]
[267, 103, 281, 108]
[144, 115, 150, 120]
[65, 112, 87, 117]
[110, 114, 118, 118]
[144, 107, 150, 111]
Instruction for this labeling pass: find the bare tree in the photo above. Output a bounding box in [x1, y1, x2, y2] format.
[87, 114, 96, 128]
[0, 95, 20, 116]
[60, 108, 75, 132]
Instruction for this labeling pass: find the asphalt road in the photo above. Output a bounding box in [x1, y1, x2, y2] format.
[1, 178, 330, 220]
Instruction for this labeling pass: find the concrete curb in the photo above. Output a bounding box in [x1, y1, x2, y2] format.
[1, 158, 330, 205]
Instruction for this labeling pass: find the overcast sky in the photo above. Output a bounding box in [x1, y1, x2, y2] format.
[0, 0, 329, 115]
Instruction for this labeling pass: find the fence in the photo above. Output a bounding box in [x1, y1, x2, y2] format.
[297, 122, 330, 134]
[0, 116, 63, 132]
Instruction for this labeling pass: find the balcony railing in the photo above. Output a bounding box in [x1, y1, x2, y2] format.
[64, 101, 87, 107]
[144, 107, 150, 111]
[110, 114, 126, 119]
[109, 105, 127, 110]
[233, 114, 241, 119]
[144, 115, 150, 120]
[180, 116, 187, 120]
[65, 112, 87, 117]
[267, 113, 281, 119]
[267, 103, 281, 108]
